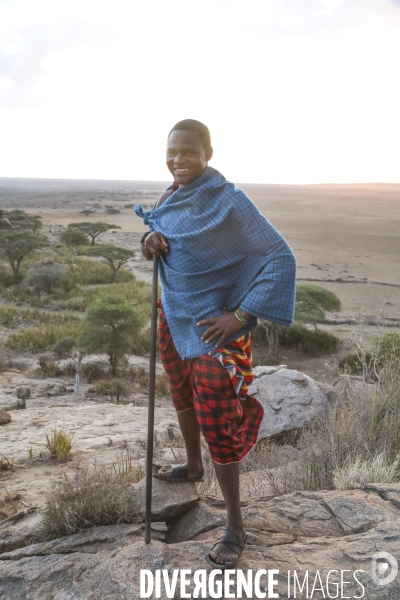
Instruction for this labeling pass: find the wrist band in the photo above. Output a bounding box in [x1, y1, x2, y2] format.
[234, 309, 248, 325]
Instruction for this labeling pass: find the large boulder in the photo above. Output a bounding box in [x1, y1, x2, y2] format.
[248, 366, 329, 439]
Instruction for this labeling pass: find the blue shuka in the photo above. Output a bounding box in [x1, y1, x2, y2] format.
[135, 167, 296, 360]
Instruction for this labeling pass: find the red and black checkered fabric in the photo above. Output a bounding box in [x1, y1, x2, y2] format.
[158, 303, 264, 464]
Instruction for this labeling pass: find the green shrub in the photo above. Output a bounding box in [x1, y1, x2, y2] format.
[127, 365, 169, 396]
[23, 265, 74, 296]
[0, 307, 17, 326]
[69, 258, 115, 285]
[2, 278, 150, 314]
[0, 268, 18, 287]
[0, 307, 80, 328]
[53, 337, 76, 358]
[94, 377, 129, 403]
[70, 258, 133, 285]
[39, 357, 64, 378]
[339, 352, 373, 374]
[280, 323, 340, 355]
[339, 332, 400, 376]
[378, 332, 400, 363]
[295, 284, 341, 323]
[81, 363, 106, 382]
[63, 362, 76, 376]
[6, 323, 81, 352]
[131, 328, 151, 356]
[128, 365, 149, 388]
[250, 323, 268, 344]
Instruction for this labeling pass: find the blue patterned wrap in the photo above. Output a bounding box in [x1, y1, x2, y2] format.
[135, 167, 296, 360]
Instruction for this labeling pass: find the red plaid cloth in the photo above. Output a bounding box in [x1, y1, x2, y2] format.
[158, 303, 264, 464]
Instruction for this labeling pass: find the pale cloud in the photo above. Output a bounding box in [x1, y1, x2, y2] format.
[0, 0, 399, 182]
[2, 0, 399, 107]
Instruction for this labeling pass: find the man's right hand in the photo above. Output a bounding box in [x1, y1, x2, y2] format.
[143, 231, 169, 258]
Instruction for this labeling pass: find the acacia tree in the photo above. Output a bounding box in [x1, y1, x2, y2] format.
[5, 210, 43, 232]
[60, 228, 88, 261]
[68, 222, 121, 245]
[85, 245, 134, 281]
[78, 294, 145, 375]
[0, 230, 48, 277]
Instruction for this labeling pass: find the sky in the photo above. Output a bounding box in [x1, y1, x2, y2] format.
[0, 0, 399, 184]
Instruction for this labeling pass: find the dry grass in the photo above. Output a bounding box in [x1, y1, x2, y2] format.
[81, 362, 106, 382]
[227, 344, 400, 496]
[127, 365, 170, 397]
[112, 451, 145, 485]
[0, 453, 14, 471]
[197, 448, 220, 496]
[36, 463, 141, 541]
[333, 452, 400, 490]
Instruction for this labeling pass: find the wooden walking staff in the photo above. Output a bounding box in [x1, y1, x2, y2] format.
[145, 254, 159, 544]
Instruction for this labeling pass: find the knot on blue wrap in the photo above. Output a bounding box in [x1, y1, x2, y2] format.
[134, 204, 151, 225]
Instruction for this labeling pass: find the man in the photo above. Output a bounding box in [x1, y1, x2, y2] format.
[135, 119, 296, 568]
[0, 210, 15, 230]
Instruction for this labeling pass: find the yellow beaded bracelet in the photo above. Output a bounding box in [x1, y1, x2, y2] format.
[234, 309, 248, 324]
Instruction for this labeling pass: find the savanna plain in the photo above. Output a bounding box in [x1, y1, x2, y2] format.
[0, 178, 399, 581]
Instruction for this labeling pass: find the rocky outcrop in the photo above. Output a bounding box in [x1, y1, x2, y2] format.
[249, 366, 329, 439]
[0, 483, 399, 599]
[133, 477, 199, 522]
[0, 478, 198, 556]
[0, 521, 168, 560]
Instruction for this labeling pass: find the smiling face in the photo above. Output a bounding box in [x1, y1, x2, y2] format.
[166, 130, 213, 186]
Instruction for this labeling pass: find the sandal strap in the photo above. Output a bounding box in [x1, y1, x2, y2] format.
[212, 531, 245, 555]
[170, 464, 188, 478]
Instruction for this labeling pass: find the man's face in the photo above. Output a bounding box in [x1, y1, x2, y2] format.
[166, 130, 212, 185]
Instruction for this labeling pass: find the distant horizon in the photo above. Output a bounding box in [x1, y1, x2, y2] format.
[1, 176, 400, 188]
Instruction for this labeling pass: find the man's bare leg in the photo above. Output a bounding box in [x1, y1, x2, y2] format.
[157, 410, 244, 564]
[208, 461, 245, 565]
[158, 407, 204, 479]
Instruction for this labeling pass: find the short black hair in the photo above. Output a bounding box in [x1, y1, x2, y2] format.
[168, 119, 212, 152]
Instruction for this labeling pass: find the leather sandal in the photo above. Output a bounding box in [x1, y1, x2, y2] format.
[205, 530, 248, 569]
[153, 463, 204, 483]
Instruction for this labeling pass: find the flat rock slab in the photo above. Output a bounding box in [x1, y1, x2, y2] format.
[0, 402, 178, 511]
[1, 519, 399, 599]
[0, 522, 168, 561]
[0, 508, 41, 554]
[167, 486, 399, 543]
[248, 367, 329, 439]
[0, 403, 177, 463]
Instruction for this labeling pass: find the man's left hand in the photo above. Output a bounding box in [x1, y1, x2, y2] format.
[196, 311, 249, 347]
